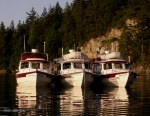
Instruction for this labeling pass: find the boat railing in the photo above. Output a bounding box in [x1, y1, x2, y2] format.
[19, 67, 52, 74]
[61, 68, 92, 75]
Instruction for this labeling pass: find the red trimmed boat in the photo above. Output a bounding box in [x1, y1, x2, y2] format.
[53, 49, 95, 88]
[16, 49, 54, 87]
[91, 51, 137, 87]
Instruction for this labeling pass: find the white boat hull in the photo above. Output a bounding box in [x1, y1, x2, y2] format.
[95, 72, 136, 87]
[63, 72, 84, 87]
[92, 51, 137, 87]
[56, 71, 94, 87]
[54, 50, 95, 88]
[17, 72, 52, 87]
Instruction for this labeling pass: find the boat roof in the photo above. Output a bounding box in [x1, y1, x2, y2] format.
[94, 58, 128, 63]
[21, 58, 49, 62]
[20, 52, 48, 61]
[57, 59, 90, 63]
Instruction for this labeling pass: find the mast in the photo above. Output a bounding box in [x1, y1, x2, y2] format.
[24, 35, 26, 52]
[44, 41, 46, 53]
[62, 47, 63, 57]
[44, 42, 48, 60]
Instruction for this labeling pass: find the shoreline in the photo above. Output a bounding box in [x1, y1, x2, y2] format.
[0, 70, 14, 74]
[0, 66, 149, 76]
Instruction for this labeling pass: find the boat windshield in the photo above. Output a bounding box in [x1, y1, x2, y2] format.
[63, 63, 71, 69]
[74, 62, 82, 69]
[114, 63, 123, 69]
[125, 63, 132, 70]
[57, 63, 61, 70]
[32, 62, 40, 69]
[104, 63, 112, 69]
[43, 62, 49, 69]
[92, 63, 101, 73]
[84, 62, 91, 69]
[21, 62, 29, 69]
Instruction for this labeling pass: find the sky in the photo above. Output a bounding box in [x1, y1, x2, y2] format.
[0, 0, 73, 28]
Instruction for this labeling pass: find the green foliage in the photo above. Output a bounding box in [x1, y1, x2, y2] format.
[119, 0, 150, 65]
[0, 22, 6, 69]
[0, 0, 150, 71]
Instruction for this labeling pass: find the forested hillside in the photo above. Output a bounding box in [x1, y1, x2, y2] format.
[0, 0, 149, 71]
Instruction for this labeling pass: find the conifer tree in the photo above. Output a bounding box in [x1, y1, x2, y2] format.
[60, 3, 76, 53]
[0, 22, 6, 69]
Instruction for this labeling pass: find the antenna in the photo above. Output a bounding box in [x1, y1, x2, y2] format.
[44, 42, 46, 53]
[62, 47, 63, 57]
[24, 35, 26, 52]
[44, 42, 48, 60]
[62, 39, 63, 56]
[74, 43, 75, 51]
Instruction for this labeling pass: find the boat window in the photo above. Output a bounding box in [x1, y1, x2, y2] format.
[104, 63, 112, 69]
[74, 62, 82, 69]
[21, 62, 29, 69]
[57, 63, 61, 70]
[125, 63, 132, 70]
[84, 62, 91, 69]
[43, 63, 49, 69]
[92, 63, 100, 73]
[32, 62, 40, 69]
[104, 64, 106, 69]
[63, 63, 71, 69]
[114, 63, 122, 69]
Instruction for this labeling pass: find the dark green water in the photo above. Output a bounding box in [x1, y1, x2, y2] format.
[0, 74, 150, 116]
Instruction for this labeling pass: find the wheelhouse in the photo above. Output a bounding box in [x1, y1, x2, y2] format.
[18, 50, 51, 73]
[19, 61, 51, 72]
[56, 59, 92, 75]
[92, 59, 132, 74]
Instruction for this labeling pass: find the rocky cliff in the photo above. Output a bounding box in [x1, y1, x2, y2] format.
[82, 28, 122, 59]
[82, 27, 150, 75]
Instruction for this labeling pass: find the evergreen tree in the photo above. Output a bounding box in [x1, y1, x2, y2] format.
[72, 0, 86, 45]
[4, 21, 15, 70]
[60, 3, 76, 53]
[28, 19, 45, 52]
[26, 7, 37, 25]
[45, 2, 63, 59]
[119, 0, 150, 64]
[0, 22, 6, 69]
[41, 7, 48, 18]
[0, 0, 150, 71]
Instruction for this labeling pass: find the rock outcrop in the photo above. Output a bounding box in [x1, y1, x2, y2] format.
[82, 28, 122, 59]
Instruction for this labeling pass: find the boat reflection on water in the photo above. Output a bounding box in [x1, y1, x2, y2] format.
[52, 85, 134, 116]
[16, 85, 52, 115]
[83, 86, 134, 116]
[16, 85, 84, 115]
[52, 86, 84, 116]
[16, 85, 36, 109]
[16, 81, 135, 115]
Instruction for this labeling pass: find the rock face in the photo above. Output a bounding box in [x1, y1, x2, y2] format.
[82, 19, 137, 58]
[134, 65, 150, 76]
[81, 27, 150, 75]
[82, 28, 122, 59]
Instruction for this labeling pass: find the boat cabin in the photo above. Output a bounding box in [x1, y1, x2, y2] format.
[92, 59, 132, 74]
[19, 61, 51, 72]
[55, 59, 92, 75]
[18, 49, 52, 73]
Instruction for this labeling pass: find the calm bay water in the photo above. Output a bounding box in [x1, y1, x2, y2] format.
[0, 74, 150, 116]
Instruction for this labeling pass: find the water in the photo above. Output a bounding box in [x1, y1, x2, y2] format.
[0, 74, 150, 116]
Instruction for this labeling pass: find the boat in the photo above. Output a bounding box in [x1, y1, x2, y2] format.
[16, 49, 54, 87]
[91, 51, 137, 87]
[53, 49, 95, 88]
